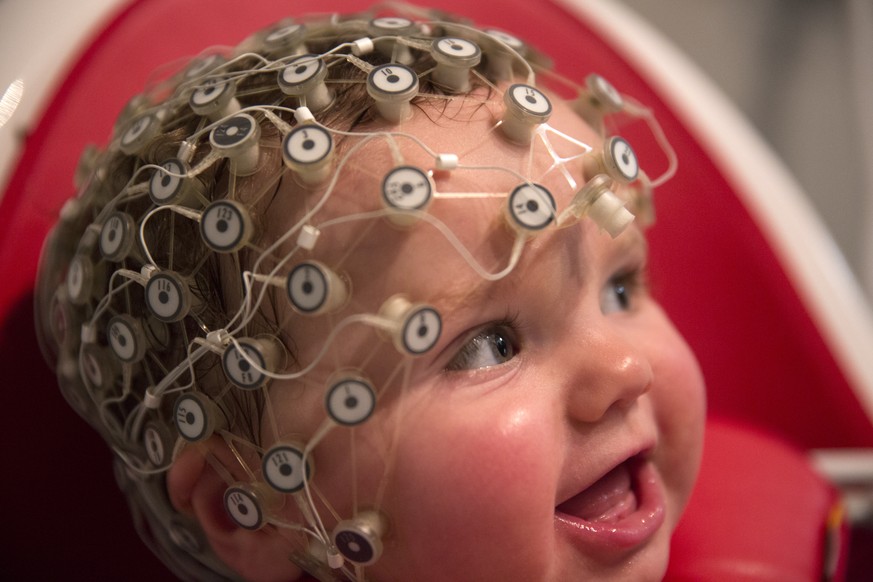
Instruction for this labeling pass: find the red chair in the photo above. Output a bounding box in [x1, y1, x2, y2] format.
[2, 0, 871, 579]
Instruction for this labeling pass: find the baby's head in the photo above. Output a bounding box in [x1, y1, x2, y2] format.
[36, 5, 705, 580]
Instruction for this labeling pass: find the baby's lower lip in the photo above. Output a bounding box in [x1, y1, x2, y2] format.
[554, 458, 666, 553]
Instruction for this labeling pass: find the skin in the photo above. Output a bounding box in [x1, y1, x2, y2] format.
[233, 88, 706, 580]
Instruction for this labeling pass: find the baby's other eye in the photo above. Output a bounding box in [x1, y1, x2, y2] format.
[445, 323, 519, 372]
[600, 269, 646, 314]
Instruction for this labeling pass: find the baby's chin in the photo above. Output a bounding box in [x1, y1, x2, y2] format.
[351, 525, 671, 582]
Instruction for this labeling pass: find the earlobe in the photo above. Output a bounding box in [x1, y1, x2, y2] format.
[167, 437, 305, 582]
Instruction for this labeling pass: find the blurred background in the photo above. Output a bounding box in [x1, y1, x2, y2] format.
[619, 0, 873, 302]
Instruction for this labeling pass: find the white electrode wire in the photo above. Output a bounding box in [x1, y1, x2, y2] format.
[622, 96, 678, 187]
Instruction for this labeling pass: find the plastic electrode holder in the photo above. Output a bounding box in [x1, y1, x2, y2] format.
[209, 114, 262, 176]
[262, 21, 306, 57]
[584, 136, 639, 184]
[506, 182, 556, 232]
[366, 63, 420, 124]
[199, 199, 254, 252]
[119, 111, 161, 155]
[286, 260, 348, 315]
[174, 391, 223, 442]
[221, 336, 282, 390]
[588, 188, 634, 238]
[99, 212, 138, 262]
[586, 73, 624, 113]
[483, 29, 527, 81]
[575, 73, 625, 133]
[565, 174, 634, 238]
[500, 84, 552, 144]
[79, 344, 118, 394]
[107, 314, 147, 363]
[368, 17, 417, 64]
[282, 124, 334, 184]
[278, 54, 333, 112]
[325, 373, 377, 426]
[144, 270, 193, 323]
[65, 255, 94, 305]
[261, 442, 312, 493]
[142, 420, 176, 468]
[381, 165, 434, 225]
[149, 158, 201, 206]
[378, 295, 442, 356]
[183, 53, 226, 81]
[331, 510, 389, 566]
[223, 483, 279, 530]
[431, 37, 482, 93]
[189, 76, 240, 121]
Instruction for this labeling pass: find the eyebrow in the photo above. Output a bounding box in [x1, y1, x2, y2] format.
[428, 224, 647, 313]
[428, 275, 501, 318]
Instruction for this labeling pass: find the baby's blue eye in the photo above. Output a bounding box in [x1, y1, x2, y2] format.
[600, 270, 643, 314]
[446, 324, 519, 371]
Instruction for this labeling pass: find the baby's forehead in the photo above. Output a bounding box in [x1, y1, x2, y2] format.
[268, 93, 602, 265]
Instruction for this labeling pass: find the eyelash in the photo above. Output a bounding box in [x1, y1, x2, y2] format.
[444, 267, 647, 373]
[445, 317, 521, 372]
[602, 266, 648, 314]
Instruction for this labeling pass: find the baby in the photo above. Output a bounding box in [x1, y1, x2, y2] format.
[36, 4, 705, 581]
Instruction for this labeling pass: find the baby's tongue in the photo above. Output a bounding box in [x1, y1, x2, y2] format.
[557, 462, 636, 523]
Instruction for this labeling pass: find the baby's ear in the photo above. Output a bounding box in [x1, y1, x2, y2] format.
[167, 437, 304, 582]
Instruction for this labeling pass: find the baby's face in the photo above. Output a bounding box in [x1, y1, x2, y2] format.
[264, 90, 705, 580]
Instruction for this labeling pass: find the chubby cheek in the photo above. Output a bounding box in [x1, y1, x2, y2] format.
[374, 399, 559, 580]
[649, 314, 706, 529]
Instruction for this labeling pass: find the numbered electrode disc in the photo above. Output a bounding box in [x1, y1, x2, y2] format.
[222, 340, 269, 390]
[506, 84, 552, 120]
[107, 314, 146, 363]
[367, 64, 419, 99]
[66, 255, 92, 305]
[80, 344, 115, 392]
[189, 77, 235, 115]
[224, 485, 265, 530]
[262, 444, 311, 493]
[278, 55, 326, 94]
[149, 158, 189, 205]
[210, 114, 259, 152]
[174, 392, 213, 442]
[145, 271, 190, 322]
[143, 422, 174, 467]
[507, 183, 556, 231]
[484, 29, 526, 52]
[282, 125, 333, 167]
[586, 74, 623, 112]
[382, 166, 433, 211]
[200, 200, 252, 252]
[120, 112, 159, 154]
[432, 37, 481, 65]
[400, 305, 442, 355]
[605, 136, 639, 183]
[286, 261, 341, 314]
[264, 23, 305, 52]
[184, 54, 225, 80]
[326, 377, 376, 426]
[370, 16, 416, 34]
[99, 212, 136, 261]
[332, 516, 384, 566]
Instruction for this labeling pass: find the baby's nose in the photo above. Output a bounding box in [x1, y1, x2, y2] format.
[562, 327, 653, 424]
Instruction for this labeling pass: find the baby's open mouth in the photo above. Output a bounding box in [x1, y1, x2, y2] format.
[554, 454, 666, 551]
[556, 458, 638, 523]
